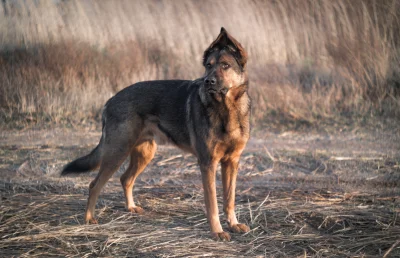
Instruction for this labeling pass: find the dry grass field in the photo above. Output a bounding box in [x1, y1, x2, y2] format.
[1, 0, 400, 257]
[0, 127, 399, 257]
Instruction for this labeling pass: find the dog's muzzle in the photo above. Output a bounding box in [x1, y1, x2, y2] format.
[205, 76, 229, 95]
[207, 87, 229, 95]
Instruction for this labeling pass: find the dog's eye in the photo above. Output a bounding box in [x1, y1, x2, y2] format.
[221, 63, 230, 69]
[206, 63, 212, 69]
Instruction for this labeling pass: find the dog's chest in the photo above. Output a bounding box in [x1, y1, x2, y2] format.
[212, 133, 248, 160]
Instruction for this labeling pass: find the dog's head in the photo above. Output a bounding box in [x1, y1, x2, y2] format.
[203, 27, 248, 97]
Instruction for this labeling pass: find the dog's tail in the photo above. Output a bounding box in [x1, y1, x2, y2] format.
[61, 140, 102, 176]
[61, 117, 106, 176]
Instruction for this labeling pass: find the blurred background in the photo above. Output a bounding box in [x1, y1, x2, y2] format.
[0, 0, 399, 129]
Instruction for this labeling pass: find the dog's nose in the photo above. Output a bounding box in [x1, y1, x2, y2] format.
[205, 77, 217, 85]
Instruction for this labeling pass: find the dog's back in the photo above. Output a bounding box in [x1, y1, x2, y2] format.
[105, 79, 201, 150]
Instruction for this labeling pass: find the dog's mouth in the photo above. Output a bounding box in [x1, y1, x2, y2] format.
[208, 87, 229, 95]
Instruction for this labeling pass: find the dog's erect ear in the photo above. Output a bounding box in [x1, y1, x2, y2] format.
[203, 27, 248, 69]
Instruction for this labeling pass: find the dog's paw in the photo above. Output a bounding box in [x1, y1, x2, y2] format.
[85, 218, 98, 225]
[211, 231, 231, 241]
[228, 223, 250, 233]
[127, 206, 144, 214]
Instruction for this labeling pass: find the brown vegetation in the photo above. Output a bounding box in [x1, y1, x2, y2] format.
[0, 0, 399, 127]
[0, 128, 399, 256]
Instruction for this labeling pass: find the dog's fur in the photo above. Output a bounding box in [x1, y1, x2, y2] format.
[62, 27, 250, 241]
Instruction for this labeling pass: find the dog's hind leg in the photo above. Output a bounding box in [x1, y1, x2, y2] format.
[85, 120, 142, 224]
[85, 145, 130, 224]
[120, 139, 157, 213]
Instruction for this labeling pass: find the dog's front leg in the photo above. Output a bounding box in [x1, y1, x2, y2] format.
[221, 156, 250, 233]
[200, 161, 231, 241]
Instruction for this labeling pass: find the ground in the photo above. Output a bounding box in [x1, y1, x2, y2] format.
[0, 126, 399, 257]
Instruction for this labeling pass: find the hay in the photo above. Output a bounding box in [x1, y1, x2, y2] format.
[0, 130, 399, 257]
[0, 179, 398, 257]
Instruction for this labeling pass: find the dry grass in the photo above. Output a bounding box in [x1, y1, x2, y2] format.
[0, 129, 399, 257]
[0, 0, 399, 127]
[1, 181, 399, 257]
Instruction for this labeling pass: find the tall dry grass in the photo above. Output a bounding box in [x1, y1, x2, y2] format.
[0, 0, 399, 127]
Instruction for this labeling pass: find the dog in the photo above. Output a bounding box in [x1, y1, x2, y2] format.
[62, 27, 251, 241]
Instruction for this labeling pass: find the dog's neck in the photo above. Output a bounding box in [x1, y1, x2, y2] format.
[199, 82, 251, 136]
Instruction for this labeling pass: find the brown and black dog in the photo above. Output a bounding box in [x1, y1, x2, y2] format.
[62, 27, 251, 241]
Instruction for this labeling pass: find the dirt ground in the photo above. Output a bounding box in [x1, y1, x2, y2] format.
[0, 126, 399, 257]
